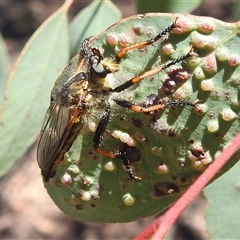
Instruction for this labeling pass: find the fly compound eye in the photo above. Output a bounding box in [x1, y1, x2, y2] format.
[90, 57, 108, 78]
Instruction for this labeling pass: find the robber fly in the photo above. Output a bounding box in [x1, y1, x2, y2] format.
[37, 19, 199, 182]
[36, 38, 116, 181]
[37, 39, 89, 181]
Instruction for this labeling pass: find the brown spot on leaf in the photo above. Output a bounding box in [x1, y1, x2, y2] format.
[154, 181, 179, 197]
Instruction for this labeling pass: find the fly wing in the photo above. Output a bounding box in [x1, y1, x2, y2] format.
[37, 99, 71, 175]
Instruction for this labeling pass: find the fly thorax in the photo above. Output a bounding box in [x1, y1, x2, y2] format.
[69, 80, 89, 100]
[84, 93, 94, 103]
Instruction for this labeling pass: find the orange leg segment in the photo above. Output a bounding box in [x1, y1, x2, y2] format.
[116, 18, 178, 61]
[111, 46, 195, 93]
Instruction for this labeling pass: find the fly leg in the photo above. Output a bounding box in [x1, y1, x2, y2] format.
[110, 46, 195, 93]
[93, 105, 142, 181]
[113, 98, 201, 113]
[115, 18, 178, 62]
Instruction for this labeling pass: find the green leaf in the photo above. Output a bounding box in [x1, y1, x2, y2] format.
[136, 0, 203, 14]
[43, 13, 240, 223]
[0, 4, 70, 177]
[204, 161, 240, 239]
[69, 0, 121, 56]
[0, 32, 8, 104]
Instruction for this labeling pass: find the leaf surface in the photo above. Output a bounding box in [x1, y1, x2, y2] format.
[0, 33, 8, 104]
[0, 4, 70, 176]
[204, 160, 240, 239]
[44, 13, 240, 223]
[70, 0, 121, 56]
